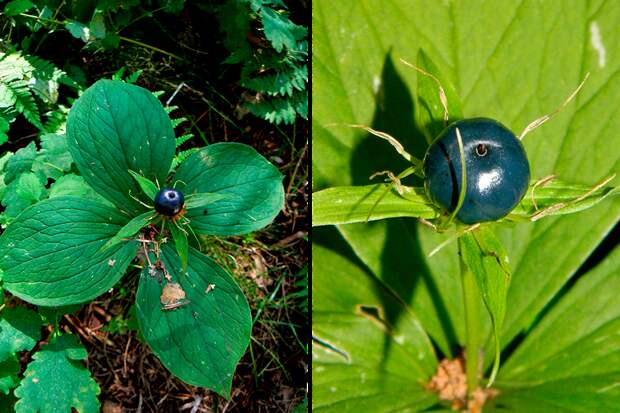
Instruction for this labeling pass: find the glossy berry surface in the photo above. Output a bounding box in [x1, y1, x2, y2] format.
[423, 118, 530, 224]
[154, 188, 185, 216]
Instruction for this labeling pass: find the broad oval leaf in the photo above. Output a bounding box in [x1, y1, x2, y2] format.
[174, 143, 284, 235]
[66, 80, 175, 215]
[135, 245, 251, 398]
[500, 246, 620, 384]
[0, 196, 139, 306]
[313, 237, 438, 412]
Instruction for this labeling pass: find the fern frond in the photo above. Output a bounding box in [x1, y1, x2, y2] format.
[176, 132, 194, 147]
[0, 51, 80, 132]
[242, 63, 307, 97]
[7, 79, 43, 129]
[171, 147, 198, 170]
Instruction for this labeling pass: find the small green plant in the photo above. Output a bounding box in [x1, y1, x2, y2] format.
[0, 79, 284, 409]
[217, 0, 308, 125]
[2, 0, 185, 52]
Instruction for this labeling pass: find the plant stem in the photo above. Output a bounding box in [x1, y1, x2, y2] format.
[458, 236, 480, 394]
[118, 36, 184, 61]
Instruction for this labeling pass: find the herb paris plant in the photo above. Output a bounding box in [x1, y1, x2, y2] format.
[0, 79, 284, 398]
[312, 28, 620, 411]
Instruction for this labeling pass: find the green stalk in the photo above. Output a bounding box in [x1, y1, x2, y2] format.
[458, 236, 480, 393]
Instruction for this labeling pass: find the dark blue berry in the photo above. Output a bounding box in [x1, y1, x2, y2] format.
[423, 118, 530, 224]
[154, 188, 185, 216]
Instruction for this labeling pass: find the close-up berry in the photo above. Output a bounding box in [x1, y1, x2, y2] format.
[423, 118, 530, 224]
[154, 188, 185, 216]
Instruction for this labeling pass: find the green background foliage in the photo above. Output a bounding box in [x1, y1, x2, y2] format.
[218, 0, 308, 124]
[313, 0, 620, 411]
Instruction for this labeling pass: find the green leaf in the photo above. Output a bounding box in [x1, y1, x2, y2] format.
[128, 169, 158, 200]
[169, 222, 188, 272]
[48, 174, 108, 202]
[14, 334, 100, 413]
[174, 143, 284, 235]
[0, 118, 8, 146]
[500, 246, 620, 384]
[0, 356, 20, 394]
[312, 240, 438, 412]
[184, 192, 229, 210]
[0, 197, 139, 306]
[313, 184, 437, 226]
[487, 374, 620, 412]
[65, 21, 90, 42]
[4, 142, 36, 185]
[3, 0, 35, 16]
[135, 245, 251, 398]
[415, 49, 463, 143]
[460, 227, 511, 385]
[313, 0, 620, 388]
[14, 172, 44, 203]
[260, 7, 306, 52]
[0, 307, 41, 362]
[33, 133, 73, 181]
[508, 178, 620, 220]
[67, 79, 175, 216]
[102, 211, 155, 251]
[89, 12, 106, 39]
[101, 33, 120, 49]
[0, 181, 33, 222]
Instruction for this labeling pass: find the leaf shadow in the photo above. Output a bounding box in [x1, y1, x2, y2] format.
[349, 50, 458, 369]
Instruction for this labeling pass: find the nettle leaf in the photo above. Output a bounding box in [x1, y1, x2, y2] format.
[67, 80, 175, 216]
[4, 142, 36, 185]
[14, 334, 100, 413]
[136, 245, 251, 398]
[0, 307, 42, 361]
[48, 174, 108, 203]
[32, 133, 73, 181]
[313, 184, 437, 226]
[0, 197, 139, 306]
[313, 241, 438, 412]
[14, 172, 44, 203]
[174, 143, 284, 235]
